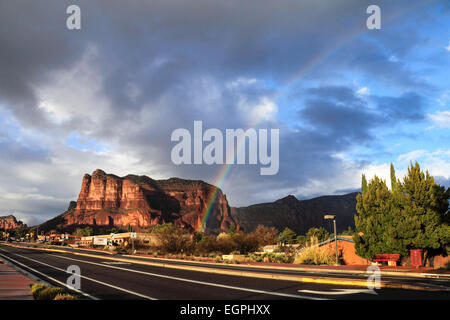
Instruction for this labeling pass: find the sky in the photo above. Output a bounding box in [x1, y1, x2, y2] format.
[1, 0, 450, 226]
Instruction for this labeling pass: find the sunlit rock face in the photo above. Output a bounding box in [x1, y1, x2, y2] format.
[63, 169, 236, 233]
[0, 215, 24, 230]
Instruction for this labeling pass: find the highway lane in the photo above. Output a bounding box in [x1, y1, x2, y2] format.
[0, 244, 327, 300]
[9, 242, 450, 288]
[0, 244, 448, 300]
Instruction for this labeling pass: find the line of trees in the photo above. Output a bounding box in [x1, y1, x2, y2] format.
[354, 162, 450, 265]
[151, 223, 276, 255]
[150, 222, 350, 255]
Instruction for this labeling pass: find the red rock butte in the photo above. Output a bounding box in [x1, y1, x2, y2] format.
[0, 215, 24, 230]
[63, 169, 237, 233]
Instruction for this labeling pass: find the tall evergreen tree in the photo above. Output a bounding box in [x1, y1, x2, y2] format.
[354, 162, 450, 264]
[399, 162, 450, 263]
[361, 174, 368, 195]
[390, 163, 397, 191]
[354, 176, 399, 258]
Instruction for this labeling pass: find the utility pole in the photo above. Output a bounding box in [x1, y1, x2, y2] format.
[324, 215, 338, 266]
[130, 231, 136, 255]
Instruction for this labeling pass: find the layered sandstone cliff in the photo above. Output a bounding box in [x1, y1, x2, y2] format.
[46, 169, 236, 233]
[0, 215, 25, 230]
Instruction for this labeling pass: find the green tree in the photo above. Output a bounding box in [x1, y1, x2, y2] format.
[306, 227, 330, 242]
[354, 162, 450, 264]
[399, 162, 450, 264]
[390, 163, 397, 191]
[354, 176, 400, 258]
[296, 234, 307, 245]
[14, 226, 29, 239]
[150, 223, 174, 234]
[231, 232, 259, 254]
[361, 174, 368, 195]
[81, 227, 93, 237]
[252, 225, 278, 247]
[153, 223, 194, 254]
[227, 222, 237, 236]
[340, 226, 355, 236]
[74, 227, 93, 236]
[193, 231, 203, 243]
[279, 227, 296, 244]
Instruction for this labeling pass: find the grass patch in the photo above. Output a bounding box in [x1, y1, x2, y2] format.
[294, 237, 335, 265]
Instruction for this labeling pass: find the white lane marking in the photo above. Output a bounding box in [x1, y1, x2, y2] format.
[0, 250, 98, 300]
[298, 288, 377, 295]
[0, 248, 157, 300]
[421, 273, 450, 278]
[48, 254, 328, 300]
[102, 261, 131, 265]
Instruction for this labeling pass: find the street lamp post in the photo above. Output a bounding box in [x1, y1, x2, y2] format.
[324, 215, 338, 266]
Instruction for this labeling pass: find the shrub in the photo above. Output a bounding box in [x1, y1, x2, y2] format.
[294, 236, 335, 265]
[248, 253, 263, 262]
[53, 293, 79, 300]
[247, 252, 293, 263]
[153, 224, 195, 254]
[266, 252, 292, 263]
[36, 287, 67, 300]
[231, 232, 259, 254]
[114, 246, 128, 254]
[31, 283, 48, 299]
[214, 236, 237, 254]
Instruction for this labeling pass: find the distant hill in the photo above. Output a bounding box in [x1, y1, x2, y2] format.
[230, 192, 358, 234]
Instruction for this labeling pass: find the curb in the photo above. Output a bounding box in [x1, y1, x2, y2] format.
[0, 254, 51, 288]
[3, 243, 449, 292]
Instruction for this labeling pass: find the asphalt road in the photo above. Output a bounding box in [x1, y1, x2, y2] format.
[0, 244, 448, 300]
[10, 242, 450, 289]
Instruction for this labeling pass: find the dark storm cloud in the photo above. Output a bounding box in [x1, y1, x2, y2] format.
[0, 0, 85, 128]
[0, 0, 431, 134]
[298, 86, 428, 149]
[0, 0, 443, 218]
[301, 99, 378, 144]
[0, 0, 368, 129]
[375, 92, 426, 121]
[299, 86, 382, 146]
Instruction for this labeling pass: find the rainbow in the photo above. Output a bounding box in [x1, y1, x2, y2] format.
[198, 0, 436, 233]
[199, 115, 262, 233]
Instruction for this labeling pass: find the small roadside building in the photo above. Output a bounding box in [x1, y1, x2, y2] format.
[317, 236, 370, 266]
[80, 232, 161, 247]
